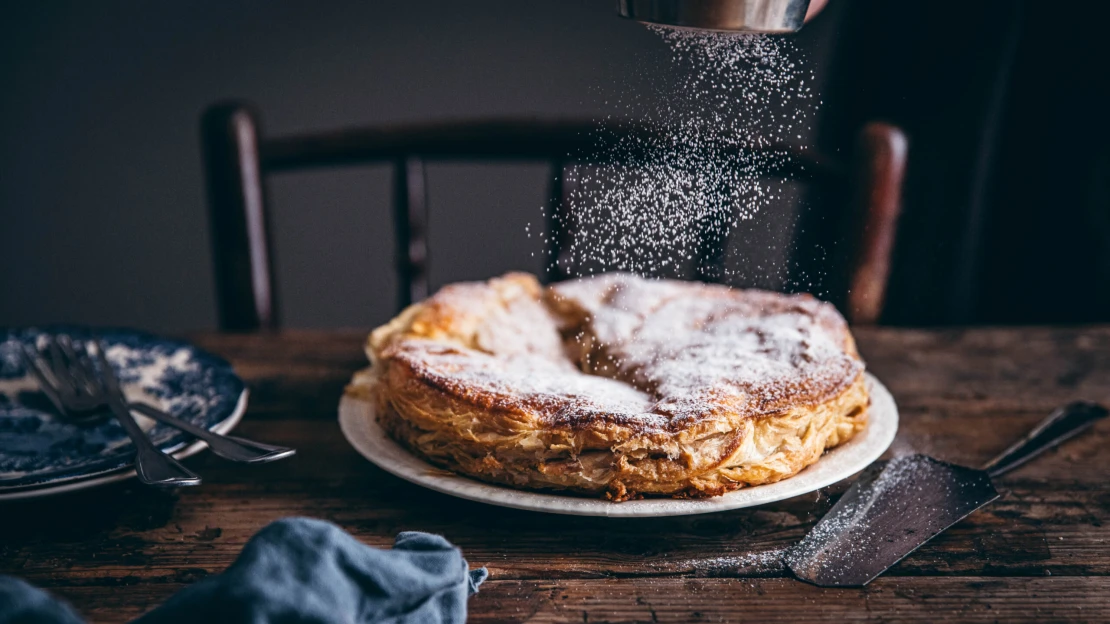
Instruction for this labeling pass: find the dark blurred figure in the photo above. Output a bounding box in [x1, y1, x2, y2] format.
[814, 0, 1110, 325]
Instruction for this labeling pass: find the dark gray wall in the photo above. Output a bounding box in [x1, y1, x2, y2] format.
[1, 1, 831, 331]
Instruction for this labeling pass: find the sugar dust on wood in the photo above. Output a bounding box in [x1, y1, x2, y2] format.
[531, 26, 818, 281]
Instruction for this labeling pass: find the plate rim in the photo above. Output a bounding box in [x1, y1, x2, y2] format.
[0, 389, 248, 502]
[338, 373, 899, 517]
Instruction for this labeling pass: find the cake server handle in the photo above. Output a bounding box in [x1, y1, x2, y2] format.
[981, 401, 1107, 478]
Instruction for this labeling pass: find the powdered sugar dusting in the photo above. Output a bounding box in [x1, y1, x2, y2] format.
[393, 341, 666, 429]
[666, 548, 788, 575]
[392, 274, 861, 431]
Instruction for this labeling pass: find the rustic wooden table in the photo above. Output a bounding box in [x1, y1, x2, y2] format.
[2, 327, 1109, 622]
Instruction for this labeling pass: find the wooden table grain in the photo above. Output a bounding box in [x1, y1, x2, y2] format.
[2, 327, 1109, 623]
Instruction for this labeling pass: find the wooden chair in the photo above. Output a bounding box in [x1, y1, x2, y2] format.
[201, 101, 906, 331]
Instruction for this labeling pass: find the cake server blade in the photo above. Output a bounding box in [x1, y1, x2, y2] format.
[785, 401, 1108, 587]
[784, 455, 997, 587]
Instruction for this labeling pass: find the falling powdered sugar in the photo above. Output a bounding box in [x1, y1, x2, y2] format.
[539, 25, 818, 281]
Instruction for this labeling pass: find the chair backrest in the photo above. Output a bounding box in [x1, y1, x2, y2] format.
[201, 101, 906, 331]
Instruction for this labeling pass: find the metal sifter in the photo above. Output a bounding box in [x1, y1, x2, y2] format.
[617, 0, 812, 34]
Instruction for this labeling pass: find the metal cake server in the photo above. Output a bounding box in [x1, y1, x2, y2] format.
[785, 400, 1108, 587]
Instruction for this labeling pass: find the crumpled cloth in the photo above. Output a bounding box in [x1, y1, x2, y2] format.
[0, 517, 487, 624]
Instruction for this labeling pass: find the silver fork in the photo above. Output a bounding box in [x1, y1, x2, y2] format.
[126, 402, 296, 464]
[22, 336, 295, 466]
[21, 336, 201, 487]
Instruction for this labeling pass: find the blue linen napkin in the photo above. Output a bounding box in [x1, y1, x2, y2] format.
[0, 517, 487, 624]
[0, 576, 84, 624]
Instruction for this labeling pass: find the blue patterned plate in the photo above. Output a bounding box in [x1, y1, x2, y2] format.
[0, 327, 247, 499]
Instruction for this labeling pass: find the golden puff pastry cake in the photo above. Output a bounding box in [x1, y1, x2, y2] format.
[347, 272, 869, 500]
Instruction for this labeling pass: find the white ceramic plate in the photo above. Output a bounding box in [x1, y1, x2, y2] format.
[339, 373, 897, 517]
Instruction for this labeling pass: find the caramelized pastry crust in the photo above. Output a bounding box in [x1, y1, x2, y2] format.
[347, 272, 869, 500]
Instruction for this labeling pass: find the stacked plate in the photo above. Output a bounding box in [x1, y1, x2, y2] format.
[0, 327, 247, 501]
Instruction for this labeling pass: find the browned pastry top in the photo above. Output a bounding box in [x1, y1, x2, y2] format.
[375, 272, 862, 434]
